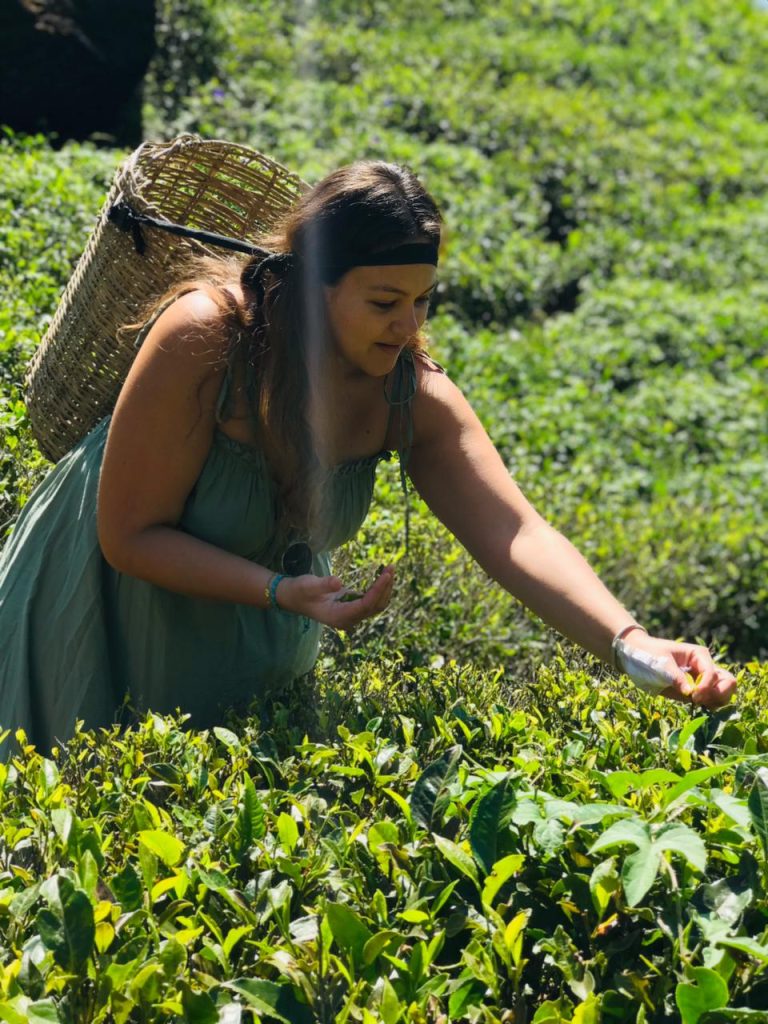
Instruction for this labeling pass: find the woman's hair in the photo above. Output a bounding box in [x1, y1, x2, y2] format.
[137, 160, 442, 543]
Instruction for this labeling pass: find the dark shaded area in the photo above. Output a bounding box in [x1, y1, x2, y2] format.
[541, 274, 583, 315]
[539, 170, 581, 245]
[0, 0, 156, 146]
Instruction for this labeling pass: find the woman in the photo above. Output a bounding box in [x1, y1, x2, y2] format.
[0, 161, 736, 752]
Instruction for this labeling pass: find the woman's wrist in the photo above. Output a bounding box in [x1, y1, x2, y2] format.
[265, 572, 285, 610]
[610, 622, 648, 669]
[264, 572, 302, 616]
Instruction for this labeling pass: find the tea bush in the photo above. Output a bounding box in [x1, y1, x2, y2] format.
[2, 661, 768, 1022]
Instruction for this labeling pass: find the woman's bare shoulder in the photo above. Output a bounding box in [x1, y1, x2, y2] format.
[142, 285, 242, 362]
[409, 348, 479, 445]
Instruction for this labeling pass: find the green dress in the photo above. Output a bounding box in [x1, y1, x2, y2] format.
[0, 351, 416, 753]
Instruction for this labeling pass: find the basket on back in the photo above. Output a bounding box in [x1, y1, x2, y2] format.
[24, 135, 308, 461]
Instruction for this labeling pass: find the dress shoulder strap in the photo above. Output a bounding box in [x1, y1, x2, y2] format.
[383, 347, 445, 552]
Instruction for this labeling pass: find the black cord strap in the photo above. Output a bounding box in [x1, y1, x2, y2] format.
[107, 200, 263, 257]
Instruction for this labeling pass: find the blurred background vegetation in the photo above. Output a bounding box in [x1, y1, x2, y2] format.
[1, 0, 767, 676]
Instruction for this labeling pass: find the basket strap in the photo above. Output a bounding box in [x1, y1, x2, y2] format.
[107, 200, 266, 257]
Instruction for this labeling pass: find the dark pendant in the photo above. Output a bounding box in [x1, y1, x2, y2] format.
[282, 541, 313, 576]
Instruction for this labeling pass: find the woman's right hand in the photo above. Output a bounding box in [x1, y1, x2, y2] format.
[275, 565, 395, 629]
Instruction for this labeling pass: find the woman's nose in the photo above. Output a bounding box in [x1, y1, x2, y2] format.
[392, 306, 421, 337]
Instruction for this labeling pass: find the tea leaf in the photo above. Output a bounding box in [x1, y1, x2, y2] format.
[363, 930, 401, 966]
[622, 847, 661, 907]
[138, 830, 185, 867]
[110, 863, 143, 911]
[326, 903, 374, 966]
[675, 967, 729, 1024]
[50, 808, 74, 847]
[0, 1002, 28, 1024]
[181, 984, 218, 1024]
[654, 823, 707, 873]
[747, 767, 768, 856]
[226, 979, 312, 1024]
[276, 812, 299, 852]
[589, 858, 620, 917]
[235, 775, 266, 854]
[504, 910, 529, 966]
[213, 727, 241, 751]
[715, 936, 768, 964]
[482, 853, 525, 907]
[433, 833, 479, 886]
[410, 745, 462, 830]
[701, 1011, 768, 1022]
[662, 766, 728, 809]
[589, 818, 650, 856]
[27, 1002, 61, 1024]
[469, 775, 513, 874]
[449, 979, 486, 1018]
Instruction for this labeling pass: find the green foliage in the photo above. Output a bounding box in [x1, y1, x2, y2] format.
[143, 0, 226, 124]
[1, 663, 768, 1020]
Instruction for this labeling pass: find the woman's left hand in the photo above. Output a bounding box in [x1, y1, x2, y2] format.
[617, 631, 737, 708]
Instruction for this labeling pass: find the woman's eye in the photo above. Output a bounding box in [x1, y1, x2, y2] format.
[371, 301, 396, 311]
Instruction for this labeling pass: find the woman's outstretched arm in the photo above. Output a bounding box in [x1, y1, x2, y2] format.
[406, 364, 736, 707]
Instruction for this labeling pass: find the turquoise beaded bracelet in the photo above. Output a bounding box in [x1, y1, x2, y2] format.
[266, 573, 285, 610]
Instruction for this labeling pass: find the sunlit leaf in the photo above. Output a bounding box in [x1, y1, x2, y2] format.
[95, 920, 115, 953]
[433, 833, 479, 886]
[589, 818, 650, 857]
[662, 766, 728, 809]
[138, 830, 184, 867]
[573, 994, 600, 1024]
[715, 936, 768, 964]
[622, 847, 661, 907]
[701, 1010, 768, 1022]
[482, 853, 525, 907]
[50, 808, 74, 847]
[363, 930, 401, 965]
[326, 903, 374, 966]
[276, 812, 299, 852]
[213, 727, 241, 751]
[675, 967, 729, 1024]
[602, 769, 680, 799]
[504, 910, 529, 966]
[27, 1001, 61, 1024]
[654, 823, 707, 873]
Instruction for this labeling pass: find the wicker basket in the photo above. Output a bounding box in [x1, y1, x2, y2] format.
[24, 135, 308, 461]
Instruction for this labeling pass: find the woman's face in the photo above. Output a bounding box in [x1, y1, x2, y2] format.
[324, 263, 437, 378]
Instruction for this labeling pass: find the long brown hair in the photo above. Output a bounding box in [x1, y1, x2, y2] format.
[142, 160, 443, 542]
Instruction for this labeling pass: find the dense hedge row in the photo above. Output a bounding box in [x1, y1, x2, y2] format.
[2, 661, 768, 1023]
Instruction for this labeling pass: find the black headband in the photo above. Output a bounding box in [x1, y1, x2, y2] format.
[353, 242, 439, 267]
[322, 242, 439, 281]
